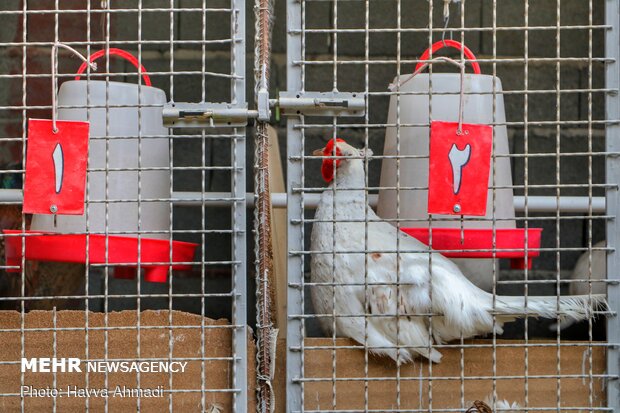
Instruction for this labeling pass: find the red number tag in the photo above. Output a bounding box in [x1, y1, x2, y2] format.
[428, 121, 493, 216]
[23, 119, 89, 215]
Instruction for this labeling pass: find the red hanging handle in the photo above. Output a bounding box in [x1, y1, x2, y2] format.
[75, 48, 152, 86]
[415, 40, 481, 75]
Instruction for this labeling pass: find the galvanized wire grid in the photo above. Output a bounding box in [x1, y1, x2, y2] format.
[286, 0, 619, 412]
[0, 1, 247, 412]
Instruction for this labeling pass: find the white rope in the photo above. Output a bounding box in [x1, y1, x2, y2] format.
[443, 0, 462, 21]
[388, 56, 466, 133]
[51, 43, 97, 133]
[443, 0, 451, 20]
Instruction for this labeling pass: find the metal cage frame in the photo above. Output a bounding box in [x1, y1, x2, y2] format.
[286, 0, 620, 411]
[0, 1, 248, 411]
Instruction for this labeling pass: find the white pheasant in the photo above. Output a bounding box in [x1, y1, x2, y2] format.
[310, 138, 607, 364]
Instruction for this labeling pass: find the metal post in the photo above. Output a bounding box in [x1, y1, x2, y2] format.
[606, 0, 620, 408]
[232, 0, 248, 408]
[286, 0, 304, 409]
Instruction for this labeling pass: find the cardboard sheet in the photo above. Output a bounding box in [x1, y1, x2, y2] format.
[0, 310, 256, 412]
[275, 338, 606, 412]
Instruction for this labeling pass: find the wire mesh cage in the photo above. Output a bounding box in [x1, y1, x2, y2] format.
[285, 0, 619, 411]
[0, 0, 619, 412]
[0, 0, 249, 411]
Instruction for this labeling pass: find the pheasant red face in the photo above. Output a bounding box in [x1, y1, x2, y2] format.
[314, 138, 345, 183]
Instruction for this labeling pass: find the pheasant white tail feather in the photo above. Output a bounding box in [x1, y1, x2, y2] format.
[493, 294, 608, 321]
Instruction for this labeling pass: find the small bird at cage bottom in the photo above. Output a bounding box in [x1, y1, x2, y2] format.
[310, 138, 608, 364]
[466, 396, 521, 413]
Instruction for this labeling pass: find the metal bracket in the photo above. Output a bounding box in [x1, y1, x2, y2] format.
[162, 102, 258, 128]
[274, 91, 365, 117]
[257, 89, 271, 122]
[162, 91, 365, 128]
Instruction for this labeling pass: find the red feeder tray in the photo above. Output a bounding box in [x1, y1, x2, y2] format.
[401, 228, 543, 269]
[2, 230, 198, 283]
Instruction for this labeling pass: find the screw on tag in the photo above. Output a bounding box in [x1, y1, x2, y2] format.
[453, 204, 461, 213]
[50, 205, 58, 227]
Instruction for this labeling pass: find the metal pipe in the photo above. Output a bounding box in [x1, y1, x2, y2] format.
[271, 193, 606, 213]
[512, 195, 606, 213]
[0, 189, 606, 213]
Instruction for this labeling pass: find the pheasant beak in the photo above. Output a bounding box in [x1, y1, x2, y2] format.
[312, 148, 325, 156]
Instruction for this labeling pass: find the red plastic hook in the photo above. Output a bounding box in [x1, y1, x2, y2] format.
[415, 39, 481, 75]
[75, 48, 152, 86]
